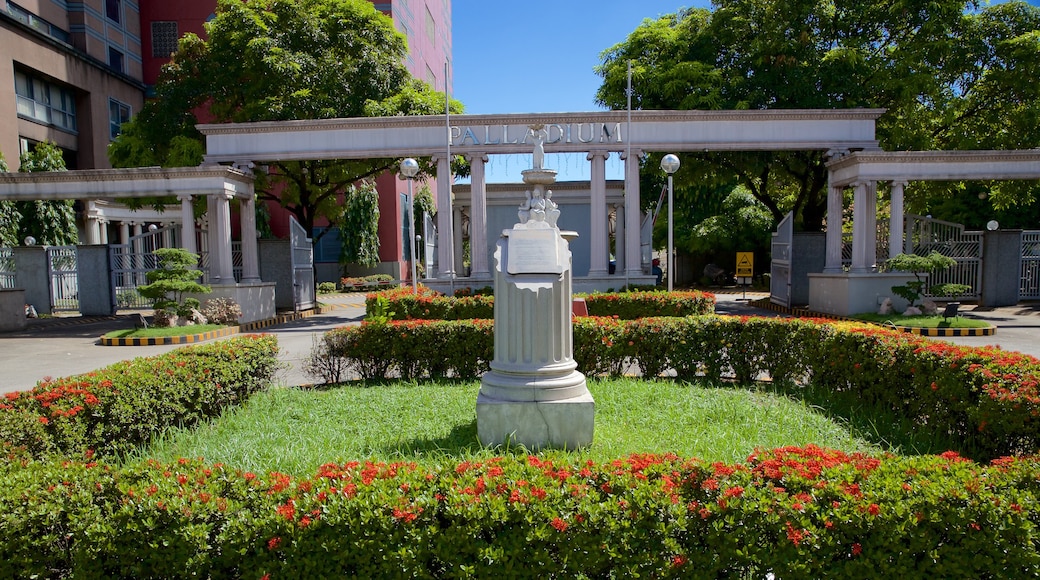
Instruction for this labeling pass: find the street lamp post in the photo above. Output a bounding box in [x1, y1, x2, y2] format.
[400, 158, 420, 293]
[660, 154, 680, 292]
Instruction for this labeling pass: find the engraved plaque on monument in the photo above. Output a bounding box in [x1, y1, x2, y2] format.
[506, 229, 562, 275]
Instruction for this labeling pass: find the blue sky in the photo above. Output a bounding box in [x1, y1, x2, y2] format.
[450, 0, 1039, 183]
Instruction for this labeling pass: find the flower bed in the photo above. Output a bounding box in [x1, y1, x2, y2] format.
[364, 288, 716, 320]
[327, 316, 1040, 459]
[0, 335, 280, 460]
[2, 449, 1037, 578]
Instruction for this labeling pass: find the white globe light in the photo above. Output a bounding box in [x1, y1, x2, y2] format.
[400, 158, 420, 179]
[660, 154, 680, 174]
[23, 236, 36, 246]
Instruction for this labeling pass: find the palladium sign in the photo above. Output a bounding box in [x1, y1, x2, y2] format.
[451, 122, 623, 147]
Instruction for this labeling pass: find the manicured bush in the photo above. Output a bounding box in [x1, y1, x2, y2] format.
[1, 450, 1037, 578]
[200, 297, 243, 325]
[365, 288, 715, 321]
[316, 281, 338, 294]
[326, 319, 494, 380]
[583, 290, 715, 318]
[0, 335, 279, 460]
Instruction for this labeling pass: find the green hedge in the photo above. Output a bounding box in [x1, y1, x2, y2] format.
[365, 288, 715, 320]
[2, 450, 1037, 578]
[327, 316, 1040, 459]
[0, 335, 280, 461]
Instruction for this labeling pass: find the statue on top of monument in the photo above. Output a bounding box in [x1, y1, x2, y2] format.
[530, 124, 548, 170]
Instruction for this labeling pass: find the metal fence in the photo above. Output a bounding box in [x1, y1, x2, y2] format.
[905, 215, 983, 300]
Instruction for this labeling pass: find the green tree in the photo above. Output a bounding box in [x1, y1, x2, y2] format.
[596, 1, 1040, 231]
[338, 181, 381, 268]
[0, 142, 77, 246]
[108, 0, 463, 239]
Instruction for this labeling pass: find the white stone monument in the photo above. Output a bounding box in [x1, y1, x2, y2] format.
[476, 125, 594, 450]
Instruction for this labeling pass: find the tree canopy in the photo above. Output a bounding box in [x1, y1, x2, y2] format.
[596, 0, 1040, 233]
[0, 142, 77, 247]
[109, 0, 462, 238]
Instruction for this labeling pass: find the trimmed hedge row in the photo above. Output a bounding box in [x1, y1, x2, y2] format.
[0, 335, 280, 461]
[2, 449, 1037, 578]
[364, 287, 716, 320]
[327, 316, 1040, 459]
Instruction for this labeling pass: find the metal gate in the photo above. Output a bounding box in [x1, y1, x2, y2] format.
[905, 214, 983, 300]
[109, 226, 180, 310]
[289, 215, 315, 311]
[47, 246, 78, 312]
[770, 212, 793, 307]
[1022, 231, 1040, 300]
[0, 248, 13, 289]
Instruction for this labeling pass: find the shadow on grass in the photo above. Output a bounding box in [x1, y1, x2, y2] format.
[748, 380, 965, 456]
[377, 419, 483, 457]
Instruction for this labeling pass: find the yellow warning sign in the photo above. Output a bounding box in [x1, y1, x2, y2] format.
[736, 252, 754, 278]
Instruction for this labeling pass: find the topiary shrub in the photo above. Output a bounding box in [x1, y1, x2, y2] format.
[136, 248, 210, 326]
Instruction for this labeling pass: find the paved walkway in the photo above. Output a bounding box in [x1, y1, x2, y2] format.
[1, 291, 1037, 395]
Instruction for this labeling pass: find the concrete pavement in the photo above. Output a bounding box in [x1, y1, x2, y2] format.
[1, 291, 1037, 395]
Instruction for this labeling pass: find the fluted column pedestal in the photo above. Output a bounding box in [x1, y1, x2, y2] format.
[476, 163, 593, 451]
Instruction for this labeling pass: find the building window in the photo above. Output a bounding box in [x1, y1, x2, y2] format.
[425, 4, 435, 43]
[109, 99, 131, 140]
[5, 2, 70, 43]
[151, 21, 179, 58]
[14, 70, 77, 133]
[311, 227, 342, 263]
[425, 64, 436, 86]
[108, 47, 124, 74]
[105, 0, 120, 23]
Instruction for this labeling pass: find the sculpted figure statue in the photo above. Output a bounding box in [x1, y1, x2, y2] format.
[518, 190, 532, 224]
[545, 189, 560, 228]
[530, 124, 547, 170]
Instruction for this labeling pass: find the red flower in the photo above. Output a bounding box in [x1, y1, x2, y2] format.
[550, 517, 568, 532]
[852, 543, 862, 556]
[785, 522, 806, 546]
[267, 537, 281, 550]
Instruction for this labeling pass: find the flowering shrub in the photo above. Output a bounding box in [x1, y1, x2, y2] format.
[200, 297, 243, 325]
[325, 315, 1040, 459]
[325, 319, 493, 379]
[340, 274, 393, 292]
[365, 288, 715, 321]
[0, 335, 279, 460]
[1, 450, 1037, 578]
[583, 290, 715, 318]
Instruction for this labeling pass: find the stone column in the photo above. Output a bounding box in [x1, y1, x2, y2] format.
[850, 180, 878, 273]
[239, 194, 261, 283]
[623, 149, 642, 276]
[824, 184, 845, 272]
[453, 206, 465, 275]
[614, 205, 625, 274]
[119, 222, 130, 244]
[433, 155, 455, 278]
[466, 153, 490, 278]
[132, 223, 144, 285]
[587, 150, 609, 276]
[889, 181, 906, 260]
[209, 192, 236, 285]
[84, 201, 101, 245]
[178, 194, 197, 255]
[99, 221, 109, 244]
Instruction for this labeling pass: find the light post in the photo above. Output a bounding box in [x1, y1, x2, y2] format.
[400, 157, 420, 293]
[660, 154, 680, 291]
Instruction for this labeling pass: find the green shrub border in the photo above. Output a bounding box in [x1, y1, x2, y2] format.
[2, 449, 1038, 577]
[0, 335, 280, 461]
[364, 287, 716, 320]
[328, 316, 1040, 460]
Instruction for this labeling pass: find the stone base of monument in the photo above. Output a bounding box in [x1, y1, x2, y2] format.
[476, 368, 594, 450]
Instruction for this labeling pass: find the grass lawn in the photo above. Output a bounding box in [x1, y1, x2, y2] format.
[103, 324, 230, 339]
[134, 378, 953, 476]
[851, 312, 992, 328]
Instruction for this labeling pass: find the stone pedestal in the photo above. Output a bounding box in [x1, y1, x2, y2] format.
[476, 158, 594, 450]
